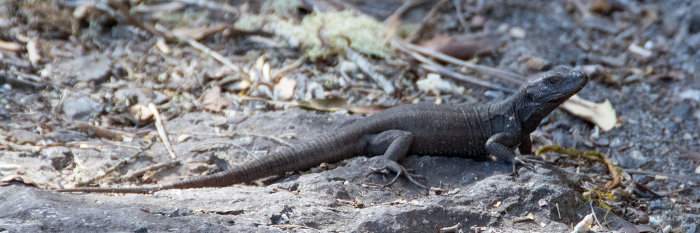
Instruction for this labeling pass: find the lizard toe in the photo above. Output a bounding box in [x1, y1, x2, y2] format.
[365, 157, 427, 189]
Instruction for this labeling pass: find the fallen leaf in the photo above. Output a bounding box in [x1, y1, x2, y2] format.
[561, 95, 617, 131]
[416, 73, 464, 95]
[420, 34, 502, 60]
[297, 97, 386, 114]
[0, 39, 22, 52]
[274, 77, 296, 100]
[201, 86, 228, 112]
[155, 37, 170, 54]
[26, 38, 40, 65]
[129, 104, 154, 125]
[572, 213, 594, 233]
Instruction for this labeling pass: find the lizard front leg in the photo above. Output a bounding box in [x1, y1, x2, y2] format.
[364, 130, 426, 189]
[486, 133, 544, 174]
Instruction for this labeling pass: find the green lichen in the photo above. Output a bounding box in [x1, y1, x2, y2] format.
[274, 11, 391, 60]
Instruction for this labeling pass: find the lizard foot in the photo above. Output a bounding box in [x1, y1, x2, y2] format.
[366, 157, 427, 189]
[512, 155, 547, 176]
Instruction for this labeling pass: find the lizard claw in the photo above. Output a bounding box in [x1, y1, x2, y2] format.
[367, 157, 427, 189]
[511, 155, 546, 176]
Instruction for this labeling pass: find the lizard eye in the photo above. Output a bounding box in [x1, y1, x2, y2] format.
[546, 76, 562, 85]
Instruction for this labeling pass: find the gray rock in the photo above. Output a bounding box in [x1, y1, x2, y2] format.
[62, 94, 102, 121]
[53, 54, 112, 84]
[9, 129, 40, 144]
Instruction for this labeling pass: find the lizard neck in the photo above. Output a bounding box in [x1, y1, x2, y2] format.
[508, 89, 549, 134]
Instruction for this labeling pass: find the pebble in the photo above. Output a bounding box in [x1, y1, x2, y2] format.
[649, 199, 669, 210]
[682, 222, 697, 233]
[10, 129, 40, 144]
[594, 138, 609, 147]
[523, 56, 550, 71]
[62, 94, 103, 121]
[471, 15, 485, 28]
[678, 89, 700, 102]
[509, 27, 526, 39]
[610, 137, 624, 148]
[55, 54, 112, 83]
[43, 147, 74, 171]
[615, 150, 648, 168]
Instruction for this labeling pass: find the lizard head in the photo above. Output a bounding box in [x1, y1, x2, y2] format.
[516, 66, 588, 131]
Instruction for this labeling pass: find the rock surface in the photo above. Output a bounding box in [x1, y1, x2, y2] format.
[0, 110, 627, 233]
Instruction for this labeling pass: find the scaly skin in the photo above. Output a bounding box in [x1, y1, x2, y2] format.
[57, 66, 587, 194]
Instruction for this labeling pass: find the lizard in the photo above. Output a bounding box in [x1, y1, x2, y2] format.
[57, 66, 587, 194]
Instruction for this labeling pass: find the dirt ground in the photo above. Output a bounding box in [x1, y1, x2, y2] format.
[0, 0, 698, 232]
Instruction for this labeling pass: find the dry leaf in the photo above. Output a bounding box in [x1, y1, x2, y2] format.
[201, 86, 228, 112]
[156, 37, 170, 54]
[274, 77, 296, 100]
[571, 213, 595, 233]
[297, 97, 385, 114]
[420, 34, 502, 60]
[172, 24, 227, 41]
[561, 95, 617, 131]
[26, 38, 40, 64]
[0, 39, 22, 52]
[417, 73, 464, 95]
[129, 104, 154, 125]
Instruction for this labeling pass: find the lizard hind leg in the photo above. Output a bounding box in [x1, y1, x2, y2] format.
[364, 130, 427, 189]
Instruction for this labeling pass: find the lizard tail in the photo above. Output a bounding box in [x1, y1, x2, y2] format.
[57, 131, 369, 194]
[56, 185, 162, 194]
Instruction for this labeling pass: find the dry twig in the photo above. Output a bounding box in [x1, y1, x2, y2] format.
[536, 145, 622, 190]
[407, 0, 449, 43]
[394, 39, 522, 84]
[148, 103, 177, 159]
[121, 161, 182, 182]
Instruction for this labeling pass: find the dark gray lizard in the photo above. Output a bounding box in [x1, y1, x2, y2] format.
[57, 66, 587, 194]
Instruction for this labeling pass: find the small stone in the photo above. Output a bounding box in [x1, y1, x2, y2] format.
[662, 225, 672, 233]
[682, 222, 697, 233]
[695, 165, 700, 174]
[509, 27, 526, 39]
[223, 80, 251, 92]
[62, 94, 103, 121]
[10, 129, 40, 145]
[590, 0, 612, 15]
[678, 89, 700, 102]
[615, 150, 648, 169]
[671, 103, 691, 122]
[687, 34, 700, 49]
[274, 77, 297, 101]
[594, 137, 610, 147]
[524, 56, 550, 71]
[417, 73, 464, 95]
[683, 133, 693, 140]
[54, 54, 112, 83]
[628, 44, 653, 59]
[470, 15, 485, 28]
[649, 215, 664, 226]
[43, 147, 74, 171]
[649, 199, 668, 210]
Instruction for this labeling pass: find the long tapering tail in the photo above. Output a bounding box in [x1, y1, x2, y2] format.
[57, 130, 370, 194]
